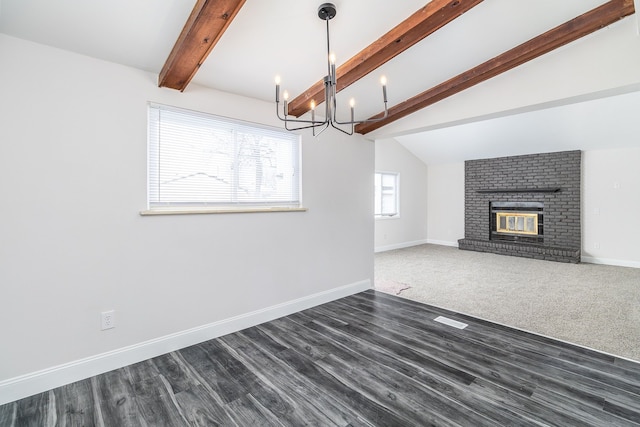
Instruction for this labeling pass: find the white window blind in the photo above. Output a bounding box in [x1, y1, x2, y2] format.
[148, 103, 300, 210]
[374, 172, 399, 217]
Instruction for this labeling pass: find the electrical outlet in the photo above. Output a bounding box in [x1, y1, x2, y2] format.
[594, 243, 601, 250]
[101, 310, 115, 330]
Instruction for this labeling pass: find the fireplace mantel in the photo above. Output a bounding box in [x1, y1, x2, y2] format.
[476, 188, 561, 194]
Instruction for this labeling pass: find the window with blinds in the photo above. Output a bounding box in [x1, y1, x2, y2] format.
[374, 172, 399, 217]
[148, 103, 301, 211]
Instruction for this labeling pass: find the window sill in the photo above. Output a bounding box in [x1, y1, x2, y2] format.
[375, 215, 400, 220]
[140, 207, 308, 216]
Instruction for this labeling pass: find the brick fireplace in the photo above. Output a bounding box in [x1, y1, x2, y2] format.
[458, 150, 581, 263]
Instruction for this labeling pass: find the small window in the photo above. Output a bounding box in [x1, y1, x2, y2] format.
[147, 103, 300, 212]
[374, 172, 399, 217]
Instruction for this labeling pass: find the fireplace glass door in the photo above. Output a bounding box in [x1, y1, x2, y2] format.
[496, 212, 538, 235]
[490, 201, 544, 243]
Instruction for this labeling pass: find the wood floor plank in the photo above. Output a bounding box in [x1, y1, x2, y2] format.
[221, 330, 360, 426]
[178, 341, 254, 405]
[531, 384, 638, 427]
[124, 361, 188, 426]
[4, 290, 640, 426]
[604, 399, 640, 424]
[260, 317, 332, 360]
[314, 295, 640, 422]
[0, 401, 17, 427]
[359, 291, 640, 421]
[255, 319, 438, 425]
[52, 379, 98, 427]
[288, 310, 538, 426]
[92, 369, 144, 427]
[197, 339, 261, 393]
[173, 384, 237, 426]
[367, 292, 640, 412]
[224, 393, 283, 427]
[467, 378, 599, 427]
[150, 352, 202, 395]
[273, 346, 416, 426]
[295, 305, 478, 387]
[362, 290, 624, 366]
[16, 392, 55, 427]
[343, 292, 640, 405]
[166, 351, 239, 425]
[616, 357, 640, 375]
[311, 304, 537, 395]
[239, 325, 289, 354]
[306, 300, 540, 397]
[253, 319, 414, 425]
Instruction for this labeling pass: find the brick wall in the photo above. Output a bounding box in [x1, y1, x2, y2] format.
[459, 150, 581, 262]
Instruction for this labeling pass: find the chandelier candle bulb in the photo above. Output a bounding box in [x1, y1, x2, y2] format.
[283, 90, 289, 116]
[275, 76, 281, 103]
[381, 76, 388, 103]
[350, 98, 355, 121]
[330, 54, 336, 84]
[310, 100, 316, 122]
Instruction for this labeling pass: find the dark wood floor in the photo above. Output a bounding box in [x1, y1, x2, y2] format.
[2, 290, 640, 426]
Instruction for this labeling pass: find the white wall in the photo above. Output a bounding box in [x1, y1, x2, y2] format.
[374, 138, 428, 251]
[0, 34, 374, 398]
[426, 163, 465, 247]
[582, 147, 640, 267]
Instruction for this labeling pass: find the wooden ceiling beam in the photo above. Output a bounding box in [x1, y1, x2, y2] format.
[286, 0, 484, 118]
[355, 0, 635, 134]
[158, 0, 246, 91]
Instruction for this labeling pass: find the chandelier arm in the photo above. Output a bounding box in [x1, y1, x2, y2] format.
[329, 120, 354, 136]
[326, 18, 332, 83]
[332, 102, 389, 125]
[331, 82, 338, 122]
[324, 77, 332, 123]
[275, 102, 288, 121]
[280, 116, 325, 125]
[284, 120, 330, 132]
[313, 122, 331, 137]
[277, 101, 331, 126]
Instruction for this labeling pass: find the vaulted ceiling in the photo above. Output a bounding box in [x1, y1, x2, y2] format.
[1, 0, 639, 163]
[158, 0, 634, 135]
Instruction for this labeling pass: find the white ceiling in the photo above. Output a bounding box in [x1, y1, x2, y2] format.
[396, 89, 640, 163]
[1, 0, 638, 164]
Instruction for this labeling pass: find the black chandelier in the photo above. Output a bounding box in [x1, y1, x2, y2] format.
[275, 3, 389, 136]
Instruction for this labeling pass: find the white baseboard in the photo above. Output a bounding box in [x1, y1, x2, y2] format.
[426, 239, 459, 248]
[581, 256, 640, 269]
[0, 279, 371, 405]
[374, 239, 428, 253]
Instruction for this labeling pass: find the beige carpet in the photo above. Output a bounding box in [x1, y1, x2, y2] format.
[375, 244, 640, 362]
[374, 279, 411, 296]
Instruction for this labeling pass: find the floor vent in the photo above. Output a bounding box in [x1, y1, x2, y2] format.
[434, 316, 468, 330]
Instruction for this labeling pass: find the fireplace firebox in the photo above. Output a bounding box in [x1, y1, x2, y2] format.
[490, 201, 544, 244]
